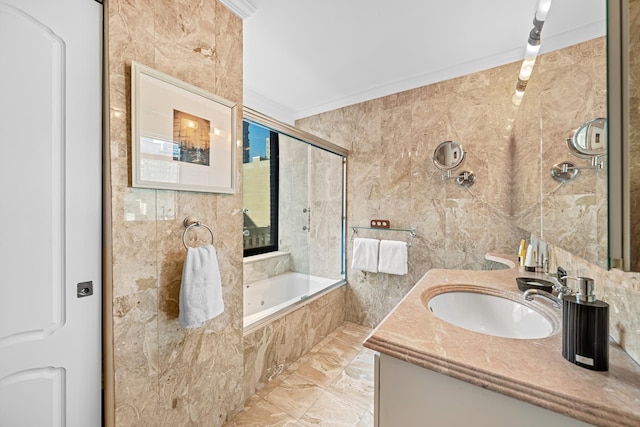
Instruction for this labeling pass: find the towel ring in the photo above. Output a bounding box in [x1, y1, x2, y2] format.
[182, 217, 214, 249]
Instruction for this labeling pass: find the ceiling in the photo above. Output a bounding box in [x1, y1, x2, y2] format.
[242, 0, 606, 124]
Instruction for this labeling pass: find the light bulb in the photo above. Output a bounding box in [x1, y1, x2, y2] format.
[512, 89, 525, 106]
[519, 58, 537, 81]
[524, 42, 541, 60]
[535, 0, 552, 21]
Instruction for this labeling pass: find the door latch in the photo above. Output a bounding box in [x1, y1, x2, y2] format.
[77, 281, 94, 298]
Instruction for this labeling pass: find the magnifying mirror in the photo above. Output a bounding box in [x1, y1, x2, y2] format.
[432, 141, 475, 187]
[567, 117, 607, 159]
[433, 140, 465, 171]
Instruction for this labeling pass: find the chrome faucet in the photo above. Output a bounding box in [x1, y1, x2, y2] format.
[523, 272, 574, 309]
[523, 289, 562, 309]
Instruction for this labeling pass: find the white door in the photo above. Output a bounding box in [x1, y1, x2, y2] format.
[0, 0, 103, 426]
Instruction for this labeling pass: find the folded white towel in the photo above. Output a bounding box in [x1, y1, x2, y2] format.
[378, 239, 408, 275]
[179, 244, 224, 328]
[351, 238, 380, 273]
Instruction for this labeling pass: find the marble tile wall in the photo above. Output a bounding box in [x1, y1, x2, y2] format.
[298, 37, 640, 365]
[307, 147, 345, 280]
[276, 134, 344, 281]
[106, 1, 244, 425]
[297, 62, 528, 328]
[243, 285, 346, 400]
[512, 38, 608, 269]
[243, 252, 291, 285]
[278, 135, 310, 274]
[513, 37, 640, 365]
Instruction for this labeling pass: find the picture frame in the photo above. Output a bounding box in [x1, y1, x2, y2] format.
[131, 61, 237, 194]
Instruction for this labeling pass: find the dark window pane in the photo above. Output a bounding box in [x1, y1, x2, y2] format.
[243, 122, 278, 256]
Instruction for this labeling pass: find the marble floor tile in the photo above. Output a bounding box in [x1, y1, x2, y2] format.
[264, 373, 325, 419]
[256, 370, 291, 398]
[331, 322, 372, 345]
[225, 396, 298, 427]
[297, 390, 370, 427]
[293, 349, 349, 388]
[227, 322, 374, 427]
[316, 337, 362, 366]
[327, 352, 375, 411]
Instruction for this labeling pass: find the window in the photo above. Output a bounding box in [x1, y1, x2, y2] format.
[242, 121, 279, 256]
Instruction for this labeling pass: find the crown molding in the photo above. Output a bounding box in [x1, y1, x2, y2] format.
[243, 88, 297, 125]
[219, 0, 256, 19]
[291, 21, 606, 120]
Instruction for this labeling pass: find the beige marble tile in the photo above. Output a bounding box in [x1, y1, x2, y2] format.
[327, 358, 374, 411]
[299, 37, 614, 336]
[264, 373, 325, 419]
[297, 390, 365, 427]
[243, 286, 345, 399]
[356, 410, 374, 427]
[107, 1, 244, 426]
[331, 322, 371, 346]
[224, 396, 299, 427]
[293, 349, 347, 389]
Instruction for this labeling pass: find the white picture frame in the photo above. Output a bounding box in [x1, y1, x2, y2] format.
[131, 61, 237, 194]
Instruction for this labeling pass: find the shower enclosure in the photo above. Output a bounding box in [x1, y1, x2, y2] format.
[242, 108, 347, 329]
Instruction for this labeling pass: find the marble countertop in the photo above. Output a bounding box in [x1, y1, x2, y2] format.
[363, 255, 640, 427]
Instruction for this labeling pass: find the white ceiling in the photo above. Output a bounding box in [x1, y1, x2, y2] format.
[243, 0, 606, 124]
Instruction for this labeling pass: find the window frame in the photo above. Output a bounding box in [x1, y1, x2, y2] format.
[243, 124, 279, 257]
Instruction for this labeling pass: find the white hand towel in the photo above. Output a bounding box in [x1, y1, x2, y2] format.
[351, 237, 380, 273]
[179, 244, 224, 328]
[378, 239, 408, 275]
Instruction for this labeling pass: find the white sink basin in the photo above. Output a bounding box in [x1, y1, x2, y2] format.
[426, 289, 555, 339]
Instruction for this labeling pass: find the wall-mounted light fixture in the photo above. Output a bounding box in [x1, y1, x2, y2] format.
[513, 0, 553, 105]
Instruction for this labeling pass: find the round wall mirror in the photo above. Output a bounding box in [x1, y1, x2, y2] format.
[433, 140, 465, 171]
[567, 117, 607, 159]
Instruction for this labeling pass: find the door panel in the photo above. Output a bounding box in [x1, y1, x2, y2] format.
[0, 3, 66, 346]
[0, 368, 66, 427]
[0, 0, 102, 426]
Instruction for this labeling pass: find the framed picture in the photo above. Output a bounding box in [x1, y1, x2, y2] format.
[131, 61, 237, 194]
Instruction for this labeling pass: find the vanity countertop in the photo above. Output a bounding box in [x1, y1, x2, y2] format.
[363, 255, 640, 427]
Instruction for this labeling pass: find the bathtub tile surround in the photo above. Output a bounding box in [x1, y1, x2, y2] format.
[106, 0, 244, 425]
[228, 322, 374, 426]
[243, 251, 292, 285]
[243, 285, 345, 400]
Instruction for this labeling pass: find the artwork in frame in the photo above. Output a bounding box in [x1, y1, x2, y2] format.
[131, 61, 237, 193]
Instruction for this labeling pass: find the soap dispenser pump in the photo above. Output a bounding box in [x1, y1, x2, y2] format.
[562, 277, 609, 371]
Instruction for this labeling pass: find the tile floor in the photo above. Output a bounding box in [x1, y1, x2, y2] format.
[225, 322, 375, 426]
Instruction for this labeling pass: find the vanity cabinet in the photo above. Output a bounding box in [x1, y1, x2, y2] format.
[374, 353, 592, 427]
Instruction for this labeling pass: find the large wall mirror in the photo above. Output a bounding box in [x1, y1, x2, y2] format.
[511, 0, 608, 269]
[608, 0, 640, 271]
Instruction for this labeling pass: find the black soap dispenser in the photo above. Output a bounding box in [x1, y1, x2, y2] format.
[562, 277, 609, 371]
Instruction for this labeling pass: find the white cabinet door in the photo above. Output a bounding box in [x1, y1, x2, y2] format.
[377, 354, 593, 427]
[0, 0, 103, 425]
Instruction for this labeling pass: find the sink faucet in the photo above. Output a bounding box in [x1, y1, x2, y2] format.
[523, 276, 574, 309]
[523, 289, 562, 309]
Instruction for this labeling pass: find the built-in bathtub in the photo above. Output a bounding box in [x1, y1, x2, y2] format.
[243, 271, 342, 330]
[242, 271, 346, 399]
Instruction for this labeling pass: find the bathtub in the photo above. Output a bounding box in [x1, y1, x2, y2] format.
[243, 272, 342, 329]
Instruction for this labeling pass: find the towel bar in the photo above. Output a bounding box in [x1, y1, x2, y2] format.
[182, 216, 214, 249]
[351, 226, 416, 247]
